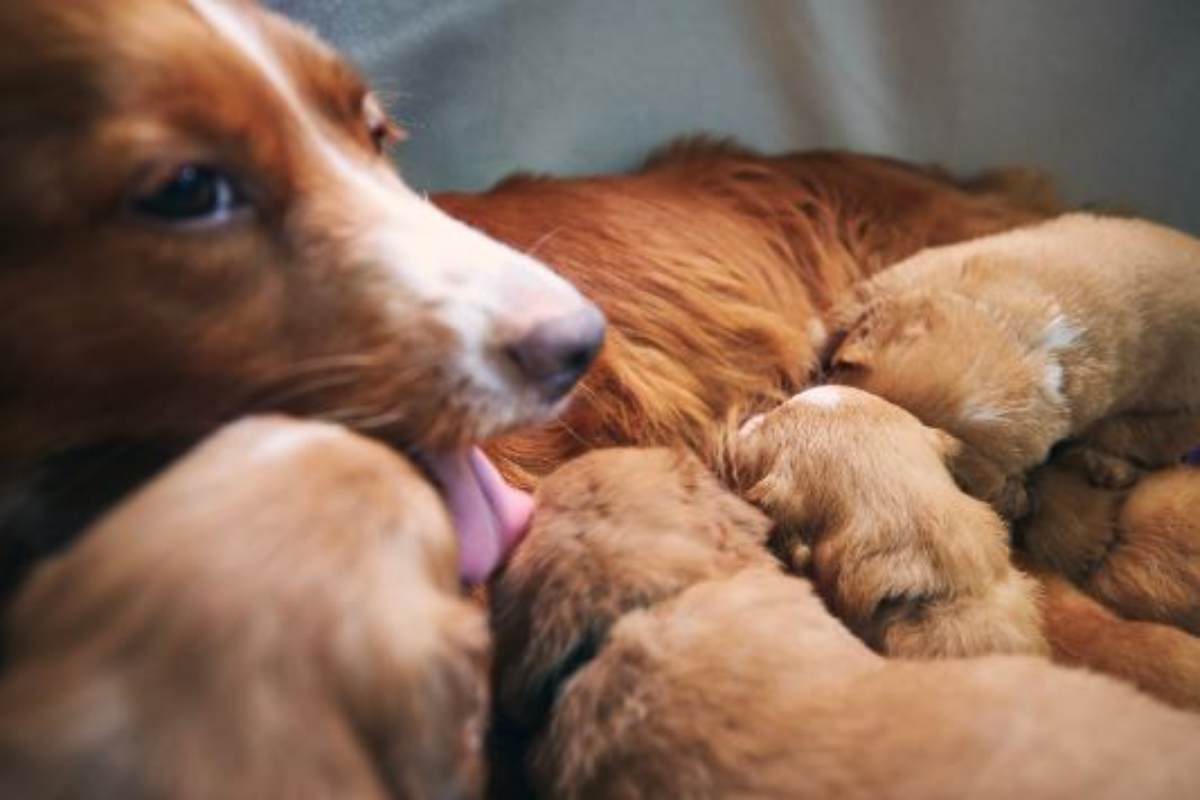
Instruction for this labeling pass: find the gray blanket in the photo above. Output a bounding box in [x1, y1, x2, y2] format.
[270, 0, 1199, 233]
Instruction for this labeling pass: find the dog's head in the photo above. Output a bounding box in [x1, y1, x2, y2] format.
[0, 0, 605, 580]
[488, 447, 774, 729]
[0, 417, 492, 798]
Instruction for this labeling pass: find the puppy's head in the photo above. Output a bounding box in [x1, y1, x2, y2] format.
[732, 385, 960, 538]
[488, 447, 774, 728]
[1020, 461, 1126, 584]
[0, 0, 603, 458]
[1, 417, 491, 799]
[824, 289, 1064, 470]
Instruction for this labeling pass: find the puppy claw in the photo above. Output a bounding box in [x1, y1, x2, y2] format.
[788, 542, 812, 573]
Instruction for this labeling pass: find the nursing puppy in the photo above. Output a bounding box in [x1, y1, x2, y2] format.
[731, 385, 1045, 657]
[0, 0, 603, 588]
[1022, 461, 1200, 634]
[0, 418, 489, 799]
[491, 448, 1200, 800]
[823, 213, 1200, 517]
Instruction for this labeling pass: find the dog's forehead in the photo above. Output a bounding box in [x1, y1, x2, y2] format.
[183, 0, 367, 115]
[3, 0, 366, 132]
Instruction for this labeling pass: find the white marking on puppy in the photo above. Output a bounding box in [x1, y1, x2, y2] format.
[796, 385, 846, 409]
[1043, 360, 1066, 404]
[962, 402, 1008, 426]
[1041, 314, 1082, 353]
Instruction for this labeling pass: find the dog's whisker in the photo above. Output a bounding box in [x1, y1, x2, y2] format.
[243, 370, 369, 415]
[524, 226, 565, 259]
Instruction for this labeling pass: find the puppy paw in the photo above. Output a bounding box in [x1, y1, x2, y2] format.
[947, 443, 1030, 520]
[787, 541, 812, 573]
[1060, 445, 1143, 490]
[993, 477, 1034, 521]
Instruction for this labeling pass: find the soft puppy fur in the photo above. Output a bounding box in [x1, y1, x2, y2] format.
[491, 447, 1200, 800]
[440, 143, 1056, 487]
[1036, 571, 1200, 711]
[731, 385, 1045, 657]
[0, 418, 489, 799]
[823, 213, 1200, 517]
[1022, 460, 1200, 634]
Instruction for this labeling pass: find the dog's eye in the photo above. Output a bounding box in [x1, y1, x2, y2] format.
[132, 165, 249, 227]
[368, 119, 398, 154]
[363, 93, 405, 155]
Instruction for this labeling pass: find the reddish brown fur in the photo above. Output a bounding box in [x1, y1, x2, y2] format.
[440, 143, 1052, 487]
[0, 1, 443, 457]
[1036, 572, 1200, 711]
[0, 418, 489, 799]
[492, 448, 1200, 800]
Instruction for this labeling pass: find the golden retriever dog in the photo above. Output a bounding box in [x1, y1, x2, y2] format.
[1022, 460, 1200, 633]
[823, 213, 1200, 518]
[440, 144, 1055, 487]
[0, 0, 606, 591]
[730, 385, 1045, 657]
[491, 448, 1200, 800]
[0, 417, 490, 799]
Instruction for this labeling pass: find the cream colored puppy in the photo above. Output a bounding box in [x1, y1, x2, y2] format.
[732, 385, 1045, 658]
[824, 213, 1200, 517]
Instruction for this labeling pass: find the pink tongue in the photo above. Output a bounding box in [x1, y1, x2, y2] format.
[427, 447, 534, 584]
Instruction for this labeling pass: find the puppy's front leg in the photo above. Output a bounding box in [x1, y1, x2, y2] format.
[947, 441, 1033, 520]
[1069, 411, 1200, 488]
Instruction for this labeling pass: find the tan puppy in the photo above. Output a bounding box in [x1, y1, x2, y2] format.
[0, 418, 489, 800]
[731, 385, 1045, 657]
[824, 213, 1200, 517]
[491, 447, 1200, 800]
[1022, 461, 1200, 633]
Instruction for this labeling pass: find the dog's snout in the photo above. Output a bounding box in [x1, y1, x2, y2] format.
[505, 303, 606, 401]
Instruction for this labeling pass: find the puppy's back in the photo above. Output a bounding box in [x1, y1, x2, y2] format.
[537, 568, 1200, 800]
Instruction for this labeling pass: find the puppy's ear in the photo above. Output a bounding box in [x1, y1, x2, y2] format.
[830, 337, 873, 371]
[925, 427, 962, 463]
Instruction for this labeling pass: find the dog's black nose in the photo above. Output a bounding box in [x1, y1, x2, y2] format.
[506, 304, 606, 401]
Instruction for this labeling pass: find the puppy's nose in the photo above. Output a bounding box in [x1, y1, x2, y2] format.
[505, 303, 606, 401]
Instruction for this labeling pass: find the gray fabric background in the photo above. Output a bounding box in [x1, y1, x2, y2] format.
[269, 1, 1200, 233]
